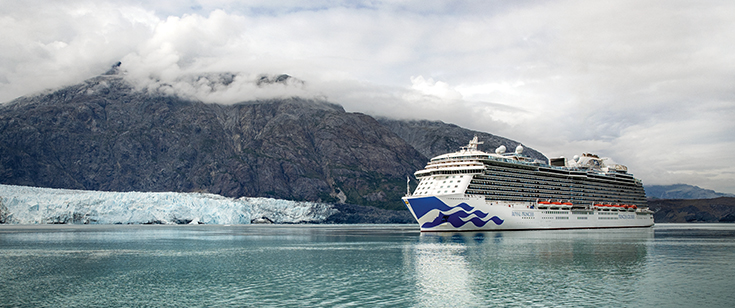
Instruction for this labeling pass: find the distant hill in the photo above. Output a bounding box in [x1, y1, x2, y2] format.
[645, 184, 735, 199]
[648, 197, 735, 223]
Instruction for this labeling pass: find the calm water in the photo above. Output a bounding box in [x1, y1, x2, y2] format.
[1, 224, 734, 307]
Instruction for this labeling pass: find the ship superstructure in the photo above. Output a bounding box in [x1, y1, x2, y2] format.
[402, 136, 654, 231]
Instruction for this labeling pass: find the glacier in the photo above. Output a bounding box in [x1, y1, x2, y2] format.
[0, 184, 337, 225]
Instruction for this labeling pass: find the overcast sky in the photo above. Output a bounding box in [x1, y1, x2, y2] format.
[2, 0, 734, 193]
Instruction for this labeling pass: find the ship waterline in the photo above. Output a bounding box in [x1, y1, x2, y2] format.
[402, 137, 654, 231]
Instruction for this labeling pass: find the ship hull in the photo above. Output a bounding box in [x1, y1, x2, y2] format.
[403, 195, 654, 232]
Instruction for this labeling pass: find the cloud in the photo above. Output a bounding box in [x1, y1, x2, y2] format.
[407, 76, 463, 101]
[0, 1, 158, 101]
[2, 0, 735, 193]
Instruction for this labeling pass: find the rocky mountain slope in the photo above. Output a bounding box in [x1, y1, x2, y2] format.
[378, 118, 546, 162]
[648, 197, 735, 223]
[0, 72, 548, 211]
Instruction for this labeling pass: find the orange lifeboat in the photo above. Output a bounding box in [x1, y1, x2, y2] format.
[549, 201, 562, 209]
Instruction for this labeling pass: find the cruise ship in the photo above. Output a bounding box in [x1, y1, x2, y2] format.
[402, 137, 654, 231]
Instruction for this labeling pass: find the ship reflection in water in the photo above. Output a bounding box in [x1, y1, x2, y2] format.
[411, 229, 652, 307]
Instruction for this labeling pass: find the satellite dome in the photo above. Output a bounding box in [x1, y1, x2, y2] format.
[495, 145, 506, 154]
[515, 145, 524, 154]
[573, 155, 580, 162]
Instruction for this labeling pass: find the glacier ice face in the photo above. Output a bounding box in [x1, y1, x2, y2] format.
[0, 185, 337, 225]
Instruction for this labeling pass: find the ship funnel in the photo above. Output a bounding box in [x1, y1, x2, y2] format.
[495, 145, 506, 154]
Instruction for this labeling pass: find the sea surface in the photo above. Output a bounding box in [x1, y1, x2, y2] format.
[1, 223, 734, 307]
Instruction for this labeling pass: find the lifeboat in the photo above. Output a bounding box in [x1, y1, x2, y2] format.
[537, 200, 551, 209]
[561, 202, 573, 209]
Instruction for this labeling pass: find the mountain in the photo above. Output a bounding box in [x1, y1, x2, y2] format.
[0, 74, 427, 210]
[648, 197, 735, 223]
[645, 184, 735, 200]
[0, 71, 545, 211]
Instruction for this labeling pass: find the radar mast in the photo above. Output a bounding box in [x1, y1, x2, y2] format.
[463, 136, 483, 151]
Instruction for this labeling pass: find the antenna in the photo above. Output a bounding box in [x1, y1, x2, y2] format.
[406, 176, 411, 196]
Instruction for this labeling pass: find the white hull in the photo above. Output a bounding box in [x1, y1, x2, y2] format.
[403, 194, 654, 232]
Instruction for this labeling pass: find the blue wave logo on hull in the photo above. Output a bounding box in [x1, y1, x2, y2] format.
[407, 197, 504, 229]
[422, 211, 504, 229]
